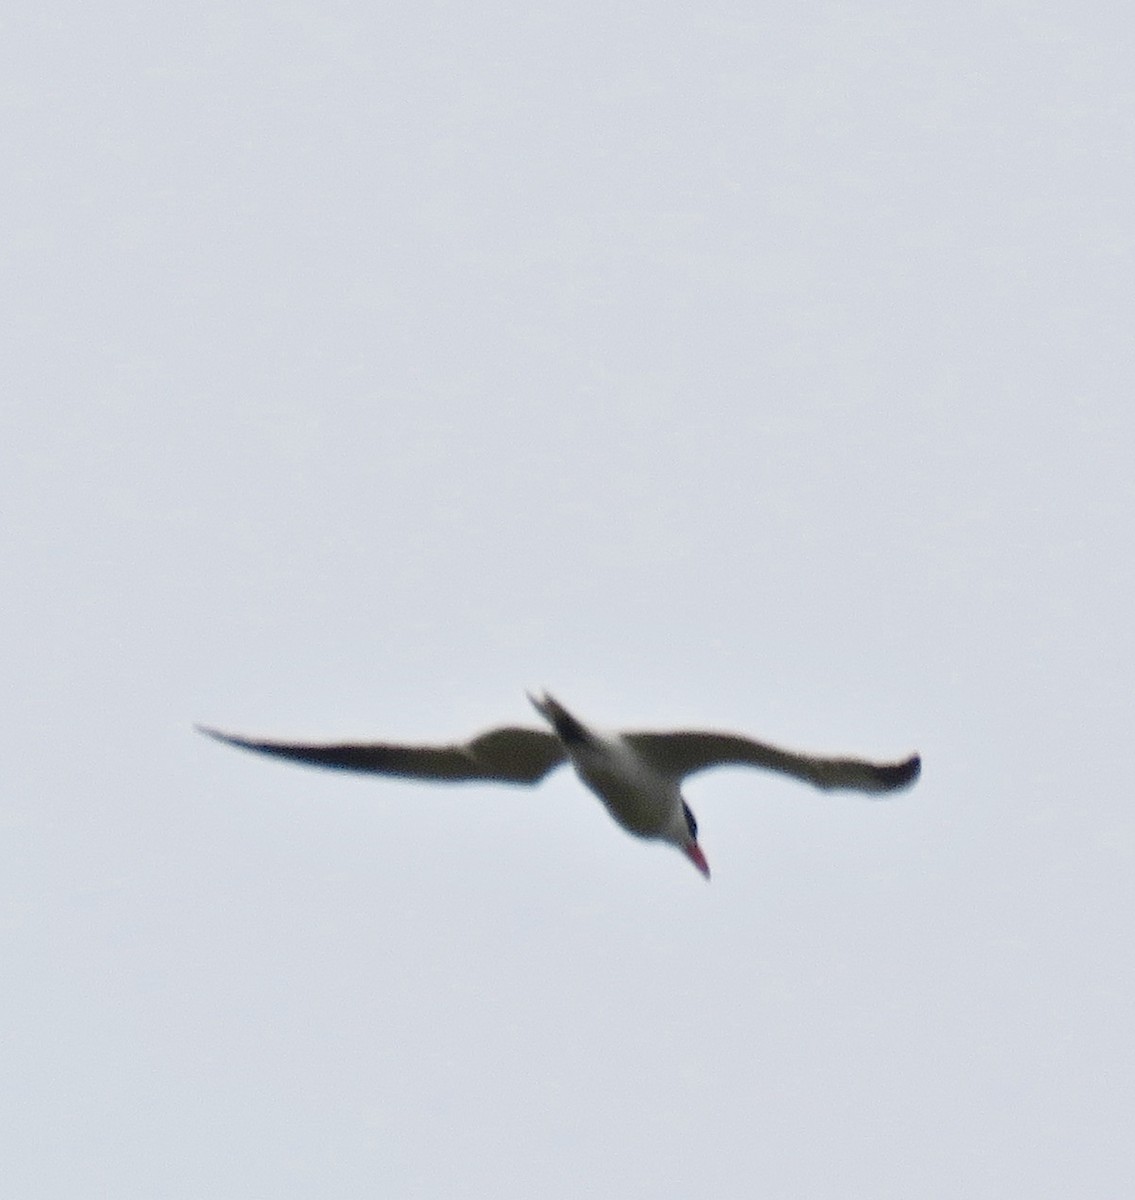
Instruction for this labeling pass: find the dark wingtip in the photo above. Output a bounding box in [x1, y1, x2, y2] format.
[196, 724, 230, 742]
[195, 725, 251, 751]
[877, 754, 921, 791]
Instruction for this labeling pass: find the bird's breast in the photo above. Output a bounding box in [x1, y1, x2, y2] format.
[570, 748, 677, 838]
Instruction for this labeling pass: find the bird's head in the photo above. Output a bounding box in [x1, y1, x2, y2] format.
[675, 799, 710, 879]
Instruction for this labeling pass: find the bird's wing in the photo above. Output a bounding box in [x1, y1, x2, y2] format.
[196, 725, 566, 786]
[624, 731, 921, 794]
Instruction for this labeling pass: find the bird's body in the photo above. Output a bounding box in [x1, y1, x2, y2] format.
[524, 693, 699, 862]
[198, 692, 921, 878]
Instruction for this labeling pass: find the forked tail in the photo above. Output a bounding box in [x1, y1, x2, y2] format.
[527, 691, 593, 747]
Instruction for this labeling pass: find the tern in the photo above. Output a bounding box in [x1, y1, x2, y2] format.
[197, 692, 920, 878]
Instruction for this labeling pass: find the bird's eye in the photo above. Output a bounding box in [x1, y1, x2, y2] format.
[682, 801, 698, 839]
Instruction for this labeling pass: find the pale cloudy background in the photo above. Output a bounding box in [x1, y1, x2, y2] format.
[5, 3, 1133, 1196]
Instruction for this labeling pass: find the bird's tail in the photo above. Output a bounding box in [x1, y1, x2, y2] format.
[527, 691, 593, 746]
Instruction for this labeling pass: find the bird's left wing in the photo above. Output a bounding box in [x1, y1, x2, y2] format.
[624, 731, 921, 794]
[196, 725, 566, 786]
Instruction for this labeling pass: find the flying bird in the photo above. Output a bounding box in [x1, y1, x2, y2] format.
[197, 692, 920, 878]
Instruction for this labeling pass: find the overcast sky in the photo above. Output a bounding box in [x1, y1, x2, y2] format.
[5, 3, 1134, 1196]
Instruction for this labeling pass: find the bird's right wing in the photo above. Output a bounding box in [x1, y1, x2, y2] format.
[196, 725, 566, 786]
[625, 731, 921, 795]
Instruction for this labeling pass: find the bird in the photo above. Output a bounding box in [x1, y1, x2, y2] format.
[197, 692, 921, 878]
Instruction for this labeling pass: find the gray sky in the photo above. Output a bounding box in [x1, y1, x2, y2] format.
[5, 3, 1134, 1196]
